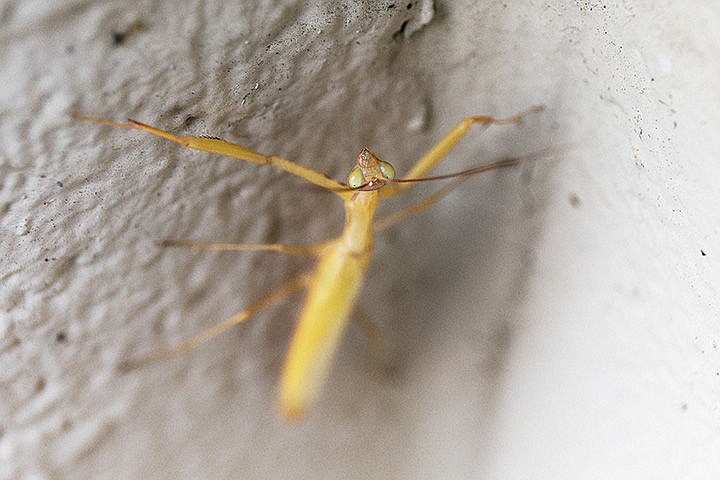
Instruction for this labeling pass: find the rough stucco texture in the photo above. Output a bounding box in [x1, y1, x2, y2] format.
[1, 1, 719, 479]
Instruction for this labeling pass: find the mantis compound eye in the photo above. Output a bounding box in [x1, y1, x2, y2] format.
[379, 161, 395, 180]
[347, 166, 365, 189]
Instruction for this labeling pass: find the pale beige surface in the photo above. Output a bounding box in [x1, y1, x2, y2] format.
[1, 1, 719, 479]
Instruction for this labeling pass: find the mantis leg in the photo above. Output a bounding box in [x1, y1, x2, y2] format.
[380, 105, 544, 199]
[375, 158, 520, 231]
[375, 143, 560, 231]
[375, 176, 472, 231]
[118, 273, 310, 371]
[72, 115, 348, 196]
[160, 239, 335, 257]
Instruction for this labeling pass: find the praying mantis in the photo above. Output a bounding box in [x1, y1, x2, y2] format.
[73, 104, 543, 420]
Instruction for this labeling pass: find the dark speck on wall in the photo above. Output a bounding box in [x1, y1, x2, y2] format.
[568, 192, 581, 208]
[111, 30, 126, 45]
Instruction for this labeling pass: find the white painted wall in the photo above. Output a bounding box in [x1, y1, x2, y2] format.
[1, 1, 718, 479]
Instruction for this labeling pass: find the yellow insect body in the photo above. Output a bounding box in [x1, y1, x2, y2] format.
[281, 189, 378, 419]
[73, 105, 542, 421]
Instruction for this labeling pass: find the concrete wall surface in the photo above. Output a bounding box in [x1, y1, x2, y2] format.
[1, 1, 719, 479]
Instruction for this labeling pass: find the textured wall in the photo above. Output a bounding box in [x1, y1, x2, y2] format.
[1, 1, 719, 479]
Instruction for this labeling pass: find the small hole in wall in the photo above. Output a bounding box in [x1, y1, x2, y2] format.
[110, 20, 145, 47]
[184, 115, 198, 128]
[111, 30, 126, 45]
[392, 20, 409, 40]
